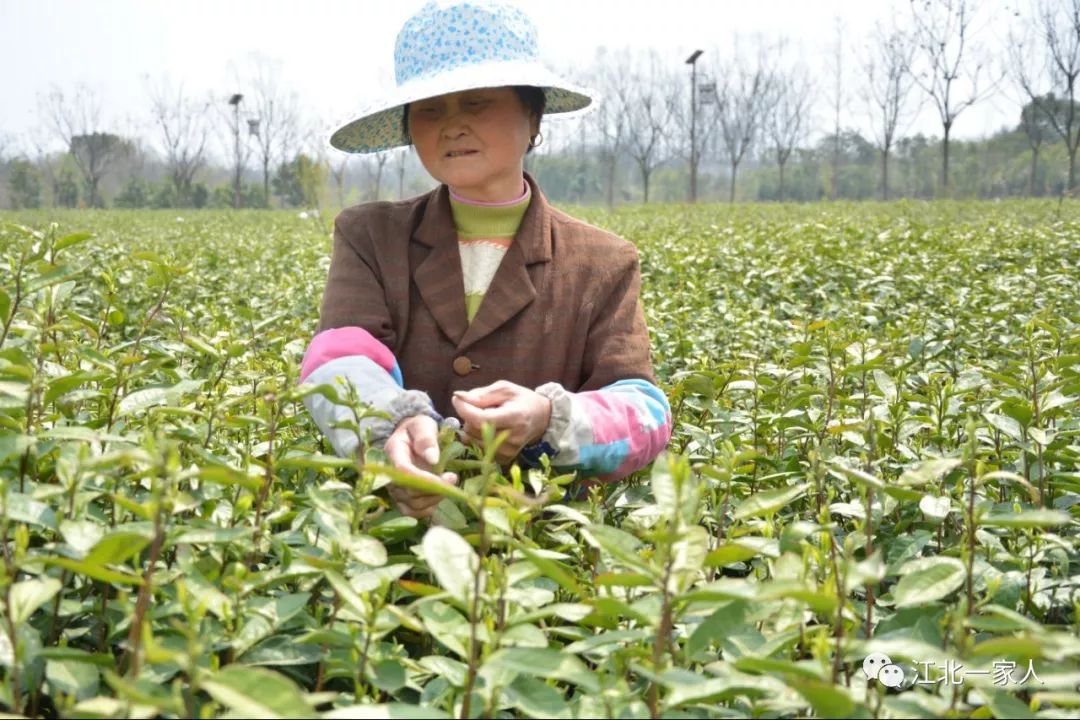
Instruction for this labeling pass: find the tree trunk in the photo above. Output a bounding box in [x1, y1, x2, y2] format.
[689, 154, 698, 203]
[1068, 147, 1077, 196]
[831, 136, 840, 200]
[942, 122, 952, 198]
[263, 158, 271, 209]
[41, 163, 57, 209]
[1029, 145, 1040, 197]
[729, 161, 738, 203]
[640, 164, 651, 204]
[881, 149, 890, 201]
[778, 161, 786, 202]
[605, 158, 616, 208]
[234, 163, 242, 209]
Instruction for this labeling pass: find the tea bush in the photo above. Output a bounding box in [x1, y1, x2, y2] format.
[0, 200, 1078, 718]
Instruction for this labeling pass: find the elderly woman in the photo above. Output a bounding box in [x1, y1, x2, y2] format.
[300, 0, 672, 519]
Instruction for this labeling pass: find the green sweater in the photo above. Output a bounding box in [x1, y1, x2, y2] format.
[448, 181, 532, 323]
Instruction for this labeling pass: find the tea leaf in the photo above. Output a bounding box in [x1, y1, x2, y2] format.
[733, 483, 809, 520]
[9, 577, 62, 624]
[482, 647, 600, 694]
[421, 526, 480, 605]
[893, 557, 965, 607]
[86, 531, 152, 565]
[201, 665, 313, 718]
[981, 510, 1071, 528]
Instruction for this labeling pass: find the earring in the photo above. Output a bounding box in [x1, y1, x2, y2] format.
[529, 132, 543, 149]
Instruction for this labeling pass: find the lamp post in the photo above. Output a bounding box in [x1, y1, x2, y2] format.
[685, 50, 703, 203]
[229, 93, 243, 208]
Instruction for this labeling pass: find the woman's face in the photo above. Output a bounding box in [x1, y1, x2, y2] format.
[407, 86, 538, 203]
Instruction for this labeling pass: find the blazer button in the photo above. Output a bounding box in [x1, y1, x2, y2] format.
[453, 356, 473, 376]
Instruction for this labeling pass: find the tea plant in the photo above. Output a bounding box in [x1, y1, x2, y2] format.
[0, 201, 1078, 718]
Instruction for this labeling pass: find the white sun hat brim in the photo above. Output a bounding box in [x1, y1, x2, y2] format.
[328, 58, 598, 154]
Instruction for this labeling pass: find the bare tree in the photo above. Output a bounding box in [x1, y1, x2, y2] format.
[768, 55, 813, 201]
[146, 77, 210, 205]
[620, 50, 675, 203]
[294, 122, 329, 214]
[669, 60, 720, 203]
[908, 0, 997, 196]
[211, 93, 256, 208]
[827, 17, 846, 200]
[329, 155, 350, 208]
[393, 145, 412, 199]
[589, 48, 631, 207]
[214, 60, 264, 207]
[716, 36, 777, 202]
[40, 85, 123, 207]
[861, 21, 919, 199]
[367, 152, 390, 201]
[24, 126, 61, 207]
[593, 100, 627, 207]
[1012, 0, 1080, 193]
[567, 105, 589, 203]
[240, 54, 302, 207]
[1020, 99, 1052, 195]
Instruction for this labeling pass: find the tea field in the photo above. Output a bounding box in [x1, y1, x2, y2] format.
[0, 200, 1078, 718]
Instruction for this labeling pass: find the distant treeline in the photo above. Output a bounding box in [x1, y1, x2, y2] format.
[0, 121, 1072, 210]
[2, 0, 1077, 208]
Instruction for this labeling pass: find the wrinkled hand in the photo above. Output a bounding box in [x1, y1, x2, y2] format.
[383, 414, 458, 520]
[451, 380, 552, 465]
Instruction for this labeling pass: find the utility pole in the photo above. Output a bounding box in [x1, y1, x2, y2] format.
[229, 93, 243, 209]
[686, 50, 703, 203]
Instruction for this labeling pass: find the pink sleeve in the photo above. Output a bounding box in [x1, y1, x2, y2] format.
[528, 378, 672, 483]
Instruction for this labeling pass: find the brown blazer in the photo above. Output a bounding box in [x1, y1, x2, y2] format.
[315, 170, 657, 420]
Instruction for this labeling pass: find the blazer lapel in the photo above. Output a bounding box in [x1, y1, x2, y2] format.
[412, 184, 469, 347]
[456, 170, 553, 352]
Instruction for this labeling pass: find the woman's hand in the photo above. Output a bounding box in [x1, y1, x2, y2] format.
[383, 414, 458, 520]
[451, 381, 552, 465]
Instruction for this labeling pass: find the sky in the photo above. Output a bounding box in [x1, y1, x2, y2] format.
[0, 0, 1024, 158]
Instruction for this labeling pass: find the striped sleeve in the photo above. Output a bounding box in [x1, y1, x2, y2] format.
[521, 378, 672, 483]
[299, 325, 436, 457]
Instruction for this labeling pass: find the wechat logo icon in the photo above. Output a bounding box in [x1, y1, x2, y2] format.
[862, 653, 914, 691]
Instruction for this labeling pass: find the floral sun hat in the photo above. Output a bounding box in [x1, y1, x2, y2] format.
[328, 0, 597, 154]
